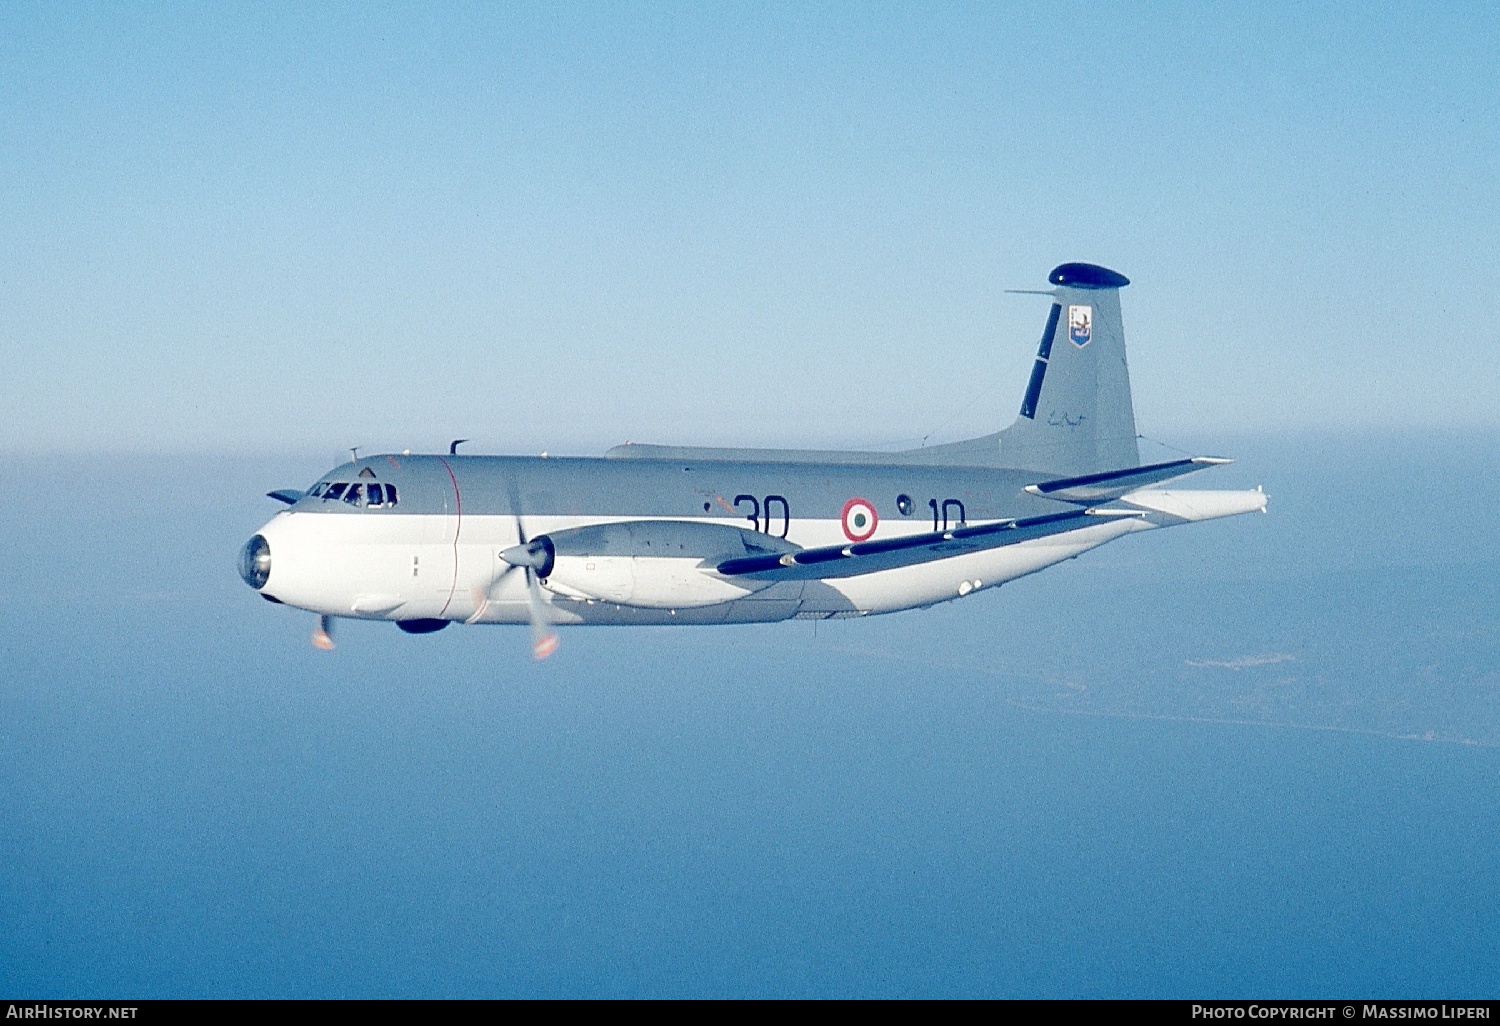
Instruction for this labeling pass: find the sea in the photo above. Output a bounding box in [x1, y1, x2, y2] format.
[2, 432, 1496, 997]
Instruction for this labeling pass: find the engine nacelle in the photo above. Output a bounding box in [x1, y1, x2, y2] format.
[538, 521, 792, 609]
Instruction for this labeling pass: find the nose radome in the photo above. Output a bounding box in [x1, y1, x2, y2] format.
[239, 534, 272, 589]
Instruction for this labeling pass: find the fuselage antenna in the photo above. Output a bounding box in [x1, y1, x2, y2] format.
[350, 446, 360, 462]
[449, 439, 469, 455]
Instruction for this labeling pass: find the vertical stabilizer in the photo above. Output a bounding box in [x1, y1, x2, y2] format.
[997, 262, 1139, 475]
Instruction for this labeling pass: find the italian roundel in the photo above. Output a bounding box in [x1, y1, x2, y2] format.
[841, 497, 879, 541]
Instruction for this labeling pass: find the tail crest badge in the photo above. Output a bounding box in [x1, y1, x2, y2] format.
[1068, 305, 1093, 347]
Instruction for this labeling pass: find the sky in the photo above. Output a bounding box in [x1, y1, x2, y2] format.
[2, 2, 1497, 457]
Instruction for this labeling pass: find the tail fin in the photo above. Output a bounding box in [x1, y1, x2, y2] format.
[996, 262, 1139, 475]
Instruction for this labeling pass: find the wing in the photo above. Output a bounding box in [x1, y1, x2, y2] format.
[716, 508, 1142, 581]
[1024, 457, 1230, 503]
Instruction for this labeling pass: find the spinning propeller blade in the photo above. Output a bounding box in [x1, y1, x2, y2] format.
[526, 570, 559, 660]
[311, 614, 335, 651]
[468, 482, 559, 659]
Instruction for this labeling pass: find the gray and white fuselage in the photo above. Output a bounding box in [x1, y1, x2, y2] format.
[248, 455, 1254, 626]
[239, 263, 1267, 638]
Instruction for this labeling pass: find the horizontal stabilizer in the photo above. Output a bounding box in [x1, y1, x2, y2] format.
[1025, 457, 1230, 503]
[717, 508, 1141, 582]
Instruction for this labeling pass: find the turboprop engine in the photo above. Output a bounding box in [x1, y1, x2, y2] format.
[529, 520, 794, 609]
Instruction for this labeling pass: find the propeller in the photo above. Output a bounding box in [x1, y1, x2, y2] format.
[311, 614, 335, 651]
[467, 485, 559, 660]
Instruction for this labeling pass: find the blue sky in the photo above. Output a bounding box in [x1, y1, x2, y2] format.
[3, 3, 1496, 455]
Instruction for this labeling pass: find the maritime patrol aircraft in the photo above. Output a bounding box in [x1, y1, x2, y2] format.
[239, 262, 1266, 658]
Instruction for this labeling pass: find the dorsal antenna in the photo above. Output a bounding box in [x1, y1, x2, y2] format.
[449, 439, 469, 455]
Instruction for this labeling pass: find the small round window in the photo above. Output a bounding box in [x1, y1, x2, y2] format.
[896, 494, 913, 516]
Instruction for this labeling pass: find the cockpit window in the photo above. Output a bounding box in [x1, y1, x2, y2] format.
[314, 480, 396, 509]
